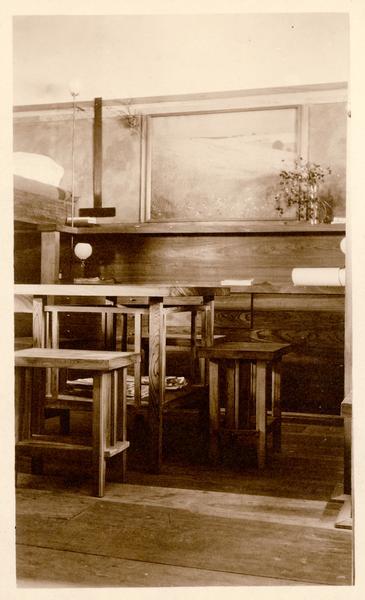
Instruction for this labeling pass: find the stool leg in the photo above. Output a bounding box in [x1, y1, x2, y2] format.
[107, 367, 128, 484]
[118, 367, 128, 482]
[209, 360, 220, 462]
[120, 314, 128, 352]
[190, 310, 198, 384]
[255, 360, 267, 469]
[92, 372, 109, 497]
[249, 362, 257, 423]
[239, 362, 251, 429]
[272, 360, 282, 452]
[225, 360, 240, 430]
[50, 310, 59, 400]
[200, 309, 206, 385]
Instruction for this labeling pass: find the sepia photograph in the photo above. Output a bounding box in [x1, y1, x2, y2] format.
[2, 1, 364, 595]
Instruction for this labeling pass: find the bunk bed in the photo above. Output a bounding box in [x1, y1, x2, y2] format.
[13, 152, 71, 226]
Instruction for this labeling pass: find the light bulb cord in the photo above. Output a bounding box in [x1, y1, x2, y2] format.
[71, 94, 77, 227]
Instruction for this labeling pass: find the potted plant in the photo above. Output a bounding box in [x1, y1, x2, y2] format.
[274, 157, 333, 223]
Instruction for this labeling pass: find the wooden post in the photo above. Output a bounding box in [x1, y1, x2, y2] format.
[41, 231, 60, 283]
[79, 97, 116, 218]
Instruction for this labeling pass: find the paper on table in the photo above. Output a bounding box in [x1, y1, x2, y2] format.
[221, 279, 254, 286]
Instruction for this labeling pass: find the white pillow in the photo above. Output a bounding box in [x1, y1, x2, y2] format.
[13, 152, 65, 187]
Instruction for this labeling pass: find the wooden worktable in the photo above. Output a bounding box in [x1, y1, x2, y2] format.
[14, 283, 230, 472]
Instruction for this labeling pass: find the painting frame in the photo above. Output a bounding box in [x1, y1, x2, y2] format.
[141, 103, 306, 222]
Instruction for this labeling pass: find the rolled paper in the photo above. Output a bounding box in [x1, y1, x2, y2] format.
[292, 267, 345, 287]
[338, 268, 346, 286]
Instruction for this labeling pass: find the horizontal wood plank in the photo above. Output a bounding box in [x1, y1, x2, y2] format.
[16, 544, 304, 587]
[44, 221, 346, 235]
[16, 500, 352, 585]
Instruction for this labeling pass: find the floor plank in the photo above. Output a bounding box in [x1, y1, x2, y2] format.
[17, 545, 304, 587]
[16, 499, 352, 585]
[15, 419, 352, 587]
[16, 483, 339, 529]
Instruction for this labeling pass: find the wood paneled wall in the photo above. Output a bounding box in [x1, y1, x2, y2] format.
[14, 229, 345, 414]
[73, 232, 345, 287]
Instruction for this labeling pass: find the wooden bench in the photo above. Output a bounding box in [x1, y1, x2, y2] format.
[15, 347, 140, 497]
[198, 341, 291, 468]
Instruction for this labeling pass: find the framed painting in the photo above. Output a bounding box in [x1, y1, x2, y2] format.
[144, 105, 300, 222]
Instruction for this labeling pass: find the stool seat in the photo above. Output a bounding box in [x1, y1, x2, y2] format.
[199, 341, 291, 361]
[198, 341, 291, 468]
[15, 348, 139, 496]
[15, 348, 139, 370]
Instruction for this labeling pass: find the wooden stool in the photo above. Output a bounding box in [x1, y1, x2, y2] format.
[198, 342, 291, 468]
[15, 348, 140, 497]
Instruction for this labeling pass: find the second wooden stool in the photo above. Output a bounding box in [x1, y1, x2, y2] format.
[198, 341, 291, 468]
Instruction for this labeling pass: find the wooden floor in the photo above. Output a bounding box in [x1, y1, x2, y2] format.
[16, 408, 353, 588]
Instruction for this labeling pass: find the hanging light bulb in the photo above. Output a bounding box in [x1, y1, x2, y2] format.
[68, 78, 81, 98]
[74, 242, 92, 279]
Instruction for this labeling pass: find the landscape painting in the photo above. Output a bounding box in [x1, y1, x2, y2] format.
[149, 106, 298, 221]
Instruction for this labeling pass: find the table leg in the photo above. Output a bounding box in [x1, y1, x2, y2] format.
[133, 313, 142, 407]
[31, 366, 46, 474]
[148, 298, 166, 473]
[201, 297, 215, 385]
[190, 309, 198, 383]
[32, 297, 45, 348]
[209, 359, 220, 462]
[104, 311, 117, 350]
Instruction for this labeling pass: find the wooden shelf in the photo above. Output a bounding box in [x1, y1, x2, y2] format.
[37, 221, 346, 236]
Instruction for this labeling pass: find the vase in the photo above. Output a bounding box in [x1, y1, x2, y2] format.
[309, 200, 320, 225]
